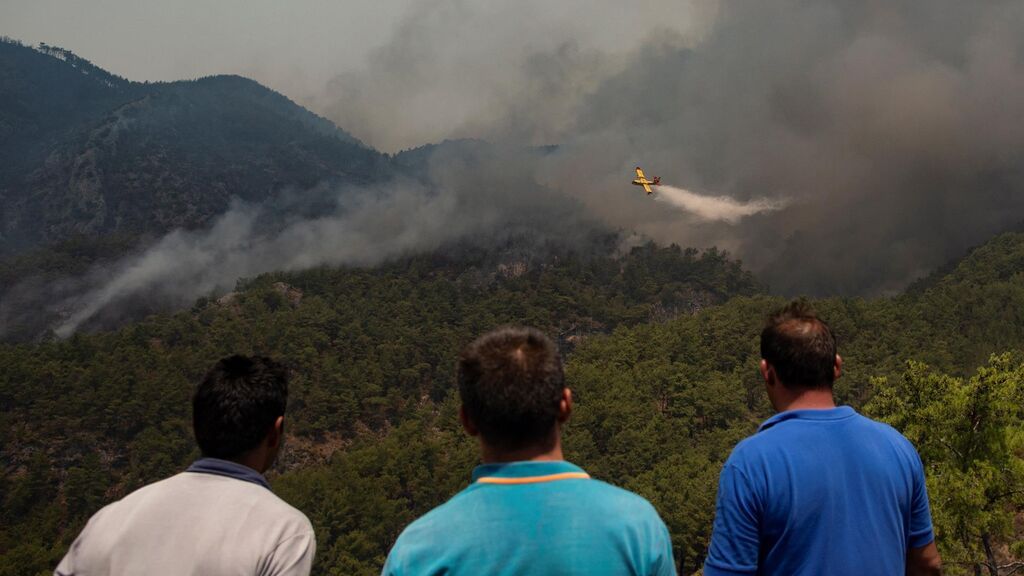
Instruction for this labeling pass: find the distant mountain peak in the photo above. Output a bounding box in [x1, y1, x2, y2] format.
[0, 36, 385, 254]
[30, 40, 129, 88]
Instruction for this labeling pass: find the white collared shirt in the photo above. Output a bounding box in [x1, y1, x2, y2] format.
[55, 471, 315, 576]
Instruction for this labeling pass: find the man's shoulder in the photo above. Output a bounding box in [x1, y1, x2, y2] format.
[396, 476, 663, 538]
[59, 472, 315, 576]
[195, 474, 313, 531]
[839, 411, 921, 457]
[727, 410, 921, 471]
[95, 472, 311, 531]
[91, 473, 190, 514]
[584, 478, 663, 521]
[393, 484, 478, 539]
[725, 429, 778, 463]
[741, 410, 912, 444]
[385, 490, 474, 574]
[857, 414, 916, 444]
[387, 476, 668, 574]
[69, 474, 203, 547]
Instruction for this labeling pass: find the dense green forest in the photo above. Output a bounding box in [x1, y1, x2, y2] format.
[0, 243, 758, 574]
[2, 234, 1024, 575]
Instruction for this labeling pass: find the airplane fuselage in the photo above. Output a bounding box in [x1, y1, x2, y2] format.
[632, 166, 660, 194]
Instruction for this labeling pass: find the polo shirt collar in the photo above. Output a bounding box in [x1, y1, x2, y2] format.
[471, 460, 588, 483]
[758, 405, 857, 432]
[186, 457, 271, 490]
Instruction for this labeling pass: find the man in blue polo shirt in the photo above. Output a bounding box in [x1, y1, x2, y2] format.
[704, 302, 942, 575]
[383, 327, 676, 576]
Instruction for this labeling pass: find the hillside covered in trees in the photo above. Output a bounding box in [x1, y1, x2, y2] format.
[0, 39, 599, 343]
[0, 242, 759, 574]
[0, 37, 400, 342]
[0, 37, 381, 257]
[2, 232, 1023, 575]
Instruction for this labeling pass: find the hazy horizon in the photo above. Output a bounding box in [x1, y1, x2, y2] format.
[1, 0, 711, 152]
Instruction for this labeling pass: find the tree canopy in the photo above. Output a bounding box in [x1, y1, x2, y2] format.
[3, 233, 1024, 574]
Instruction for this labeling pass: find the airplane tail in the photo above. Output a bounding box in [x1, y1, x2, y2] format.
[653, 176, 661, 185]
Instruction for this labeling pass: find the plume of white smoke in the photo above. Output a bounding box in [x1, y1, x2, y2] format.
[40, 144, 592, 338]
[653, 185, 785, 223]
[52, 183, 465, 337]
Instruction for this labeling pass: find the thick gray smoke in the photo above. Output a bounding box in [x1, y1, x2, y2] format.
[557, 0, 1024, 295]
[11, 0, 1024, 338]
[323, 0, 1024, 295]
[315, 0, 712, 152]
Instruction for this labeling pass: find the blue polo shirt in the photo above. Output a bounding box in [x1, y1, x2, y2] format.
[382, 461, 675, 576]
[704, 406, 934, 576]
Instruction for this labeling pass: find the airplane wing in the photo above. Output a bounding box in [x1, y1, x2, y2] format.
[636, 167, 646, 179]
[643, 182, 652, 194]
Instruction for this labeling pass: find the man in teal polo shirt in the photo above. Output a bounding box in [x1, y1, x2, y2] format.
[383, 327, 676, 576]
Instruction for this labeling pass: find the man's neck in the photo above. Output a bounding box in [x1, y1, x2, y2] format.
[774, 387, 836, 413]
[230, 450, 268, 474]
[480, 438, 564, 464]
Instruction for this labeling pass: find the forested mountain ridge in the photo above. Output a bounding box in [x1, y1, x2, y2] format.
[0, 38, 382, 256]
[2, 232, 1024, 574]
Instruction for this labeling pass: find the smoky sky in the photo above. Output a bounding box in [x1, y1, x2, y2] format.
[5, 0, 1024, 337]
[314, 0, 711, 151]
[603, 0, 1024, 295]
[0, 0, 417, 102]
[0, 0, 708, 135]
[313, 0, 1024, 295]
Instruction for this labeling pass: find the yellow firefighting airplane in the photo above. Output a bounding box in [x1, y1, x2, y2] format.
[632, 167, 661, 195]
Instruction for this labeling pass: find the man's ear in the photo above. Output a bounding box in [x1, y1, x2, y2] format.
[834, 354, 843, 382]
[268, 415, 284, 448]
[557, 388, 573, 423]
[760, 359, 772, 385]
[459, 406, 479, 437]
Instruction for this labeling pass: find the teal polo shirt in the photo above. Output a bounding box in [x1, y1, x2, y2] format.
[382, 461, 676, 576]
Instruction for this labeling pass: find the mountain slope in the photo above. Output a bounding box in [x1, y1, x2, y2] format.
[0, 39, 385, 254]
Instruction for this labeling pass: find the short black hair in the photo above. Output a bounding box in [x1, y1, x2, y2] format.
[760, 300, 837, 389]
[457, 327, 565, 452]
[193, 355, 288, 459]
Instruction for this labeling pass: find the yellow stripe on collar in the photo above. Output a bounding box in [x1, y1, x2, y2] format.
[476, 472, 591, 485]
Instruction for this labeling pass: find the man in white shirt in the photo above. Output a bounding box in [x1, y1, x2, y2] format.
[56, 355, 315, 576]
